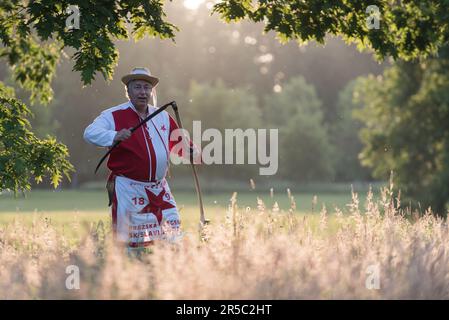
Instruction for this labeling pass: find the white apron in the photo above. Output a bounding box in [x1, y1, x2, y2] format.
[111, 175, 181, 247]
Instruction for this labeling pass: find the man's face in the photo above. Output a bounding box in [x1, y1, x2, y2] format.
[128, 80, 153, 109]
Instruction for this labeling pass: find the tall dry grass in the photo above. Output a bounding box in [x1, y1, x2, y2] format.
[1, 182, 449, 299]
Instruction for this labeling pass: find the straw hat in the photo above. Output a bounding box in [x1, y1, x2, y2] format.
[121, 67, 159, 87]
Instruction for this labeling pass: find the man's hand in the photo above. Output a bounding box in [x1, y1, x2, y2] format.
[113, 128, 132, 143]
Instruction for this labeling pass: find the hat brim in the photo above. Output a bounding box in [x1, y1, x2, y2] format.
[121, 74, 159, 87]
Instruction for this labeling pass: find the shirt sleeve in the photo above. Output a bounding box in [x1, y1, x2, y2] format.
[83, 111, 117, 147]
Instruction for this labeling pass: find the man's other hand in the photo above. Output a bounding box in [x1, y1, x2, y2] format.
[113, 128, 132, 142]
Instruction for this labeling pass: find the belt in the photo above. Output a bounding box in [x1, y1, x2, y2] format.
[116, 173, 161, 183]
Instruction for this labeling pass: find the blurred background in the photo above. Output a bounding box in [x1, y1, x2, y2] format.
[0, 2, 387, 193]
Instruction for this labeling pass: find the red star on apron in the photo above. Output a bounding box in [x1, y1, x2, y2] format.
[139, 187, 175, 224]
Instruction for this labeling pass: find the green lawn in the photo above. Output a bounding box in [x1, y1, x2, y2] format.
[0, 188, 369, 212]
[0, 187, 375, 235]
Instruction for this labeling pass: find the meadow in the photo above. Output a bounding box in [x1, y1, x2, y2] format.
[1, 182, 448, 299]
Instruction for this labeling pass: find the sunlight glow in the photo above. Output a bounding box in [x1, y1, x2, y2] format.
[184, 0, 205, 10]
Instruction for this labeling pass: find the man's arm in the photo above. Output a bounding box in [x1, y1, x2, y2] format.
[83, 111, 118, 147]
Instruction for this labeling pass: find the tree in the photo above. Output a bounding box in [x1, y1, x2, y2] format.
[1, 1, 177, 98]
[212, 0, 449, 211]
[354, 45, 449, 215]
[329, 80, 371, 181]
[0, 82, 73, 193]
[212, 0, 448, 62]
[263, 76, 334, 182]
[0, 0, 177, 192]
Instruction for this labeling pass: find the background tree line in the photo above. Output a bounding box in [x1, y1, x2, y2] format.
[1, 3, 384, 187]
[2, 1, 449, 214]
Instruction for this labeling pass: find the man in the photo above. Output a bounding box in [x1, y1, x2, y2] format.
[84, 67, 195, 247]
